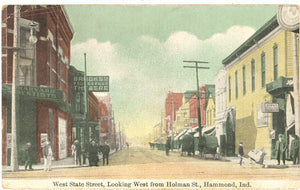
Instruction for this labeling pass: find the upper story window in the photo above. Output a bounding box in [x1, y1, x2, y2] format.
[261, 52, 266, 88]
[20, 28, 35, 59]
[228, 76, 231, 102]
[273, 44, 278, 80]
[251, 59, 256, 92]
[243, 65, 246, 95]
[235, 71, 238, 99]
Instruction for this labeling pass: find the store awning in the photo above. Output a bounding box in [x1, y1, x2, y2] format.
[194, 125, 216, 137]
[174, 128, 190, 141]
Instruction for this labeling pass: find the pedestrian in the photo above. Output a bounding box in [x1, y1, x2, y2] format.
[24, 142, 33, 171]
[74, 140, 82, 166]
[290, 134, 299, 165]
[238, 142, 244, 166]
[88, 140, 99, 166]
[100, 142, 110, 166]
[43, 140, 53, 171]
[165, 139, 171, 156]
[275, 134, 287, 165]
[71, 141, 77, 165]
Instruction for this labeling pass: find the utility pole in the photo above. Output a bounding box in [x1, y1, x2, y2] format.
[11, 5, 21, 172]
[84, 53, 89, 164]
[183, 60, 209, 155]
[119, 122, 122, 150]
[171, 94, 174, 151]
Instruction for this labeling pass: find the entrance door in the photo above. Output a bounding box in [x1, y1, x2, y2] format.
[58, 117, 67, 159]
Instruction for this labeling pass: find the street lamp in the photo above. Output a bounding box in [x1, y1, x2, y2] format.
[10, 5, 38, 171]
[29, 21, 38, 44]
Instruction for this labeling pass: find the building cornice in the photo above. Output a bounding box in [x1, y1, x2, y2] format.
[224, 25, 284, 71]
[223, 15, 282, 68]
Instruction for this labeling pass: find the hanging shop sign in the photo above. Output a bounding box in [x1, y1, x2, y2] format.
[72, 75, 109, 92]
[87, 76, 109, 92]
[261, 102, 279, 113]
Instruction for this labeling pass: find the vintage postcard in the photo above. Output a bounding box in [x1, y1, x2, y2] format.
[1, 2, 300, 190]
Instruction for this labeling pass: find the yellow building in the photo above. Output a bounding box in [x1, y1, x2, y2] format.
[223, 15, 299, 159]
[174, 95, 190, 136]
[206, 92, 216, 127]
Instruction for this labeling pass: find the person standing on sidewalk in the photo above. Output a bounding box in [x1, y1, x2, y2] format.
[74, 140, 82, 166]
[71, 141, 77, 166]
[275, 134, 287, 165]
[290, 134, 299, 165]
[165, 139, 171, 156]
[88, 140, 99, 166]
[238, 142, 244, 166]
[24, 142, 33, 171]
[43, 140, 53, 171]
[100, 142, 110, 166]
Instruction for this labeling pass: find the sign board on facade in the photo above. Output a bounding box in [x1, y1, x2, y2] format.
[7, 133, 11, 149]
[41, 133, 48, 147]
[190, 118, 198, 124]
[258, 104, 268, 127]
[17, 86, 63, 102]
[261, 102, 279, 113]
[101, 116, 112, 120]
[100, 133, 108, 137]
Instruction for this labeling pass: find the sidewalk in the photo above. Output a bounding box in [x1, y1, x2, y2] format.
[220, 156, 300, 168]
[178, 150, 300, 169]
[2, 149, 118, 173]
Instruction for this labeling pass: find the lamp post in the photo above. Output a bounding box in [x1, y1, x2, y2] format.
[10, 5, 38, 171]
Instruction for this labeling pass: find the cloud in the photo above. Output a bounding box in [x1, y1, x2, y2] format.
[71, 39, 129, 81]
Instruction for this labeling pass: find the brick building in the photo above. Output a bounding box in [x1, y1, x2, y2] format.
[2, 5, 74, 165]
[165, 92, 184, 139]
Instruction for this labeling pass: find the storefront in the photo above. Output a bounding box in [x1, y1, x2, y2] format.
[266, 77, 294, 159]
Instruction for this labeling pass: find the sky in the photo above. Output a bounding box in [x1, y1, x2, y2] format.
[64, 5, 278, 141]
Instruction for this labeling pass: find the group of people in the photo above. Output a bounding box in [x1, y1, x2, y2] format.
[238, 133, 299, 166]
[275, 134, 299, 165]
[24, 140, 53, 171]
[72, 140, 110, 167]
[24, 139, 111, 171]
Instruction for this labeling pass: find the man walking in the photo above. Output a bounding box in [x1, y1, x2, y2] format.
[275, 134, 287, 165]
[43, 140, 53, 171]
[100, 142, 110, 166]
[238, 142, 244, 166]
[24, 142, 33, 171]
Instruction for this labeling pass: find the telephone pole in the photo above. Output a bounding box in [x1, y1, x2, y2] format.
[183, 60, 209, 154]
[11, 5, 21, 172]
[84, 53, 89, 164]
